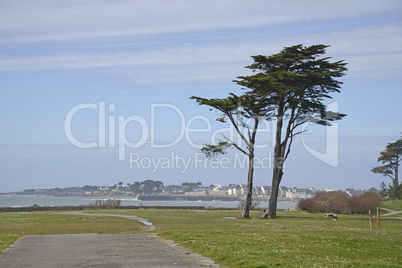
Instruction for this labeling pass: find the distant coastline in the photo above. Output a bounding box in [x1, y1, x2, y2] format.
[0, 194, 298, 211]
[0, 192, 298, 202]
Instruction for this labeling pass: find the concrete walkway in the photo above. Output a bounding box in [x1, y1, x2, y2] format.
[0, 212, 218, 268]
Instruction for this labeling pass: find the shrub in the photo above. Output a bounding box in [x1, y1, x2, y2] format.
[314, 191, 350, 201]
[348, 192, 382, 214]
[327, 197, 350, 214]
[296, 198, 322, 212]
[88, 199, 122, 209]
[298, 191, 381, 215]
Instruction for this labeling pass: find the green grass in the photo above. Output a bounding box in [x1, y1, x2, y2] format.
[86, 209, 402, 267]
[1, 209, 401, 267]
[380, 200, 402, 211]
[0, 211, 142, 253]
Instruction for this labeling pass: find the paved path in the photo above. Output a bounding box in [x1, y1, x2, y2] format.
[56, 211, 156, 231]
[378, 207, 402, 217]
[0, 212, 218, 268]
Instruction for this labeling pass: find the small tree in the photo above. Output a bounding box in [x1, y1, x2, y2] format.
[372, 136, 402, 204]
[190, 92, 272, 217]
[379, 182, 388, 198]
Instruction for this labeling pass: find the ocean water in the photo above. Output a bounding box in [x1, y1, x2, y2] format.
[0, 194, 297, 209]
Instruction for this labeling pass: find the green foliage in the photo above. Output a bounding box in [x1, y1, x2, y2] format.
[192, 44, 348, 218]
[190, 92, 273, 157]
[372, 136, 402, 201]
[181, 182, 202, 192]
[372, 137, 402, 178]
[380, 182, 388, 197]
[200, 142, 232, 159]
[234, 44, 347, 218]
[235, 44, 347, 127]
[387, 182, 402, 202]
[129, 180, 164, 194]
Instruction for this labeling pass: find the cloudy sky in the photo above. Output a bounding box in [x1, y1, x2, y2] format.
[0, 0, 401, 192]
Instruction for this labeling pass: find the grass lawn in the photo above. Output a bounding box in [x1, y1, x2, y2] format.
[380, 199, 402, 211]
[1, 209, 401, 267]
[0, 211, 142, 254]
[87, 209, 401, 267]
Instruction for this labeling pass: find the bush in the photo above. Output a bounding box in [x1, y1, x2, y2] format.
[327, 197, 350, 214]
[314, 191, 350, 201]
[297, 191, 351, 213]
[348, 192, 382, 214]
[296, 198, 322, 212]
[88, 199, 122, 209]
[297, 191, 381, 215]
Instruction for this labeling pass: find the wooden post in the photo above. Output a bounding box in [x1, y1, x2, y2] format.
[376, 207, 380, 231]
[369, 210, 372, 231]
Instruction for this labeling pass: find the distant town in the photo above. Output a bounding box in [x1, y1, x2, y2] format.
[4, 180, 379, 201]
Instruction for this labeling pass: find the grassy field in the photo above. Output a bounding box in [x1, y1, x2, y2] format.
[380, 199, 402, 211]
[0, 211, 142, 254]
[0, 208, 401, 267]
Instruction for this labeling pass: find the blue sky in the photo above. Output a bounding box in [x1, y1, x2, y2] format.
[0, 0, 401, 192]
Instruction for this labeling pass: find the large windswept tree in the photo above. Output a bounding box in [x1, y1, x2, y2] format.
[235, 44, 347, 218]
[190, 92, 272, 218]
[372, 136, 402, 204]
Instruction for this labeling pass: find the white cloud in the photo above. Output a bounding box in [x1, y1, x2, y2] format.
[0, 0, 401, 43]
[294, 23, 402, 79]
[0, 42, 250, 71]
[1, 0, 401, 86]
[1, 22, 401, 84]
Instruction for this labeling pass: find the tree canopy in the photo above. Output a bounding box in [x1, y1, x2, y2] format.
[130, 180, 164, 194]
[372, 136, 402, 203]
[236, 44, 347, 218]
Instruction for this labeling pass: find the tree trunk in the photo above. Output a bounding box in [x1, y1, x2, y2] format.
[240, 119, 258, 218]
[263, 165, 284, 218]
[266, 174, 279, 218]
[392, 176, 399, 205]
[395, 156, 399, 188]
[264, 106, 284, 218]
[396, 158, 399, 204]
[240, 152, 254, 218]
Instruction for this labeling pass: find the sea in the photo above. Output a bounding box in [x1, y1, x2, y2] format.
[0, 194, 297, 209]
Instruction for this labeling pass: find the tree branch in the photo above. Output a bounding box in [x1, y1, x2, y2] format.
[232, 142, 249, 156]
[226, 113, 251, 148]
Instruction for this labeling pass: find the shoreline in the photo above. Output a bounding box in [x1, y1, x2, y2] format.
[0, 194, 299, 211]
[0, 192, 299, 202]
[0, 205, 286, 213]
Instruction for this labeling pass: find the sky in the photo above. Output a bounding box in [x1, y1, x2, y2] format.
[0, 0, 401, 193]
